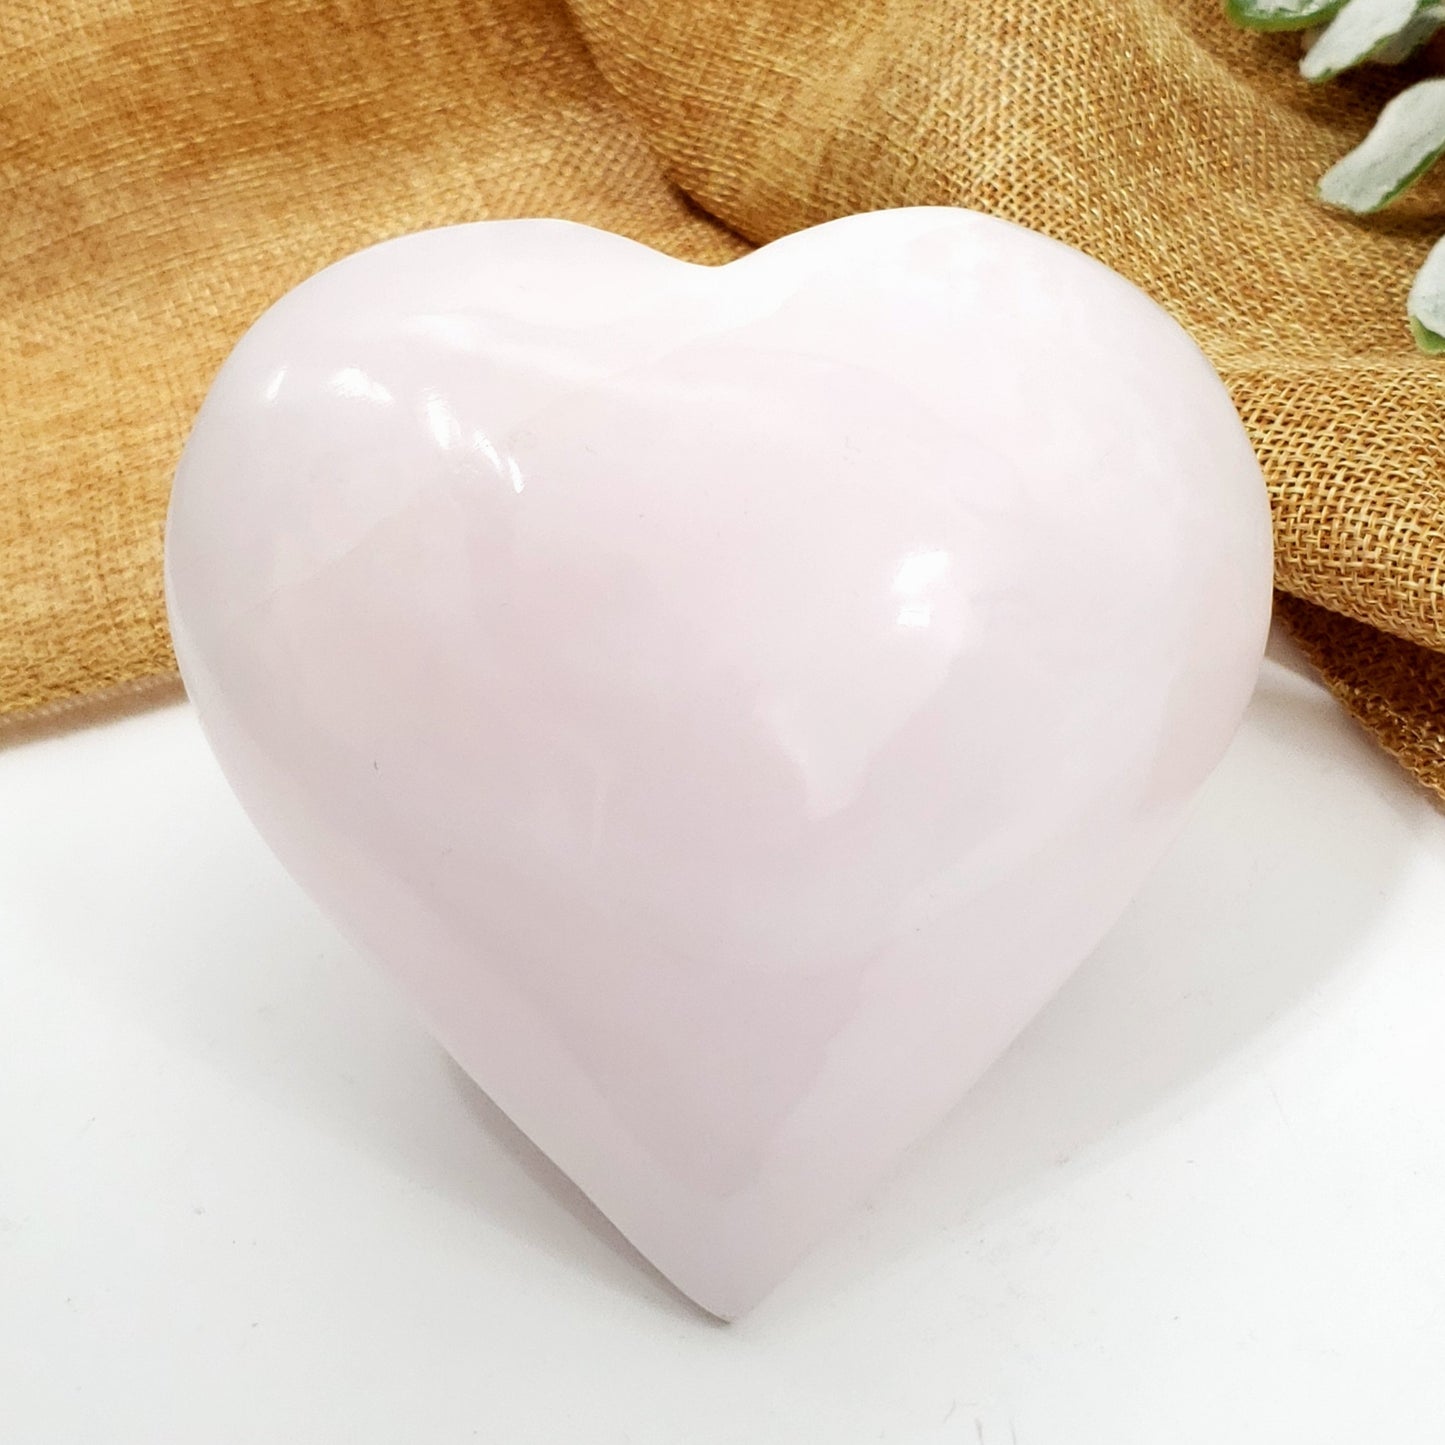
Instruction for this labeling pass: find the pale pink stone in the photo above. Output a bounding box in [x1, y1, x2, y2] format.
[165, 209, 1273, 1317]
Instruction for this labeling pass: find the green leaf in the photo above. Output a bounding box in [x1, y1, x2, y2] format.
[1408, 235, 1445, 350]
[1225, 0, 1346, 29]
[1300, 0, 1433, 80]
[1409, 315, 1445, 350]
[1318, 78, 1445, 210]
[1372, 7, 1445, 59]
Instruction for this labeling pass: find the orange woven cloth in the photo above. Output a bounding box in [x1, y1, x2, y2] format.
[4, 0, 1444, 798]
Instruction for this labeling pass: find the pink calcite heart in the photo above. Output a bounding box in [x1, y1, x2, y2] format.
[165, 208, 1273, 1317]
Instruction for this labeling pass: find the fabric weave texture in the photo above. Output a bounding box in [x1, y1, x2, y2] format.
[4, 0, 1443, 797]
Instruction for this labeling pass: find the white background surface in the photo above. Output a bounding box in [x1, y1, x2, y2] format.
[3, 631, 1444, 1444]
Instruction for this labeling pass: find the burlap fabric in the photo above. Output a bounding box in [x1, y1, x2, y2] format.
[5, 0, 1444, 799]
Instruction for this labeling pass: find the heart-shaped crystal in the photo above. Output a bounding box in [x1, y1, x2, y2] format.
[165, 209, 1273, 1317]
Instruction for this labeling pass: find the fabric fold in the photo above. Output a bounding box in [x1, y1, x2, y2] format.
[5, 0, 1443, 797]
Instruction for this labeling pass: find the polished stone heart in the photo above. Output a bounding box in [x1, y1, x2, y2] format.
[165, 208, 1273, 1318]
